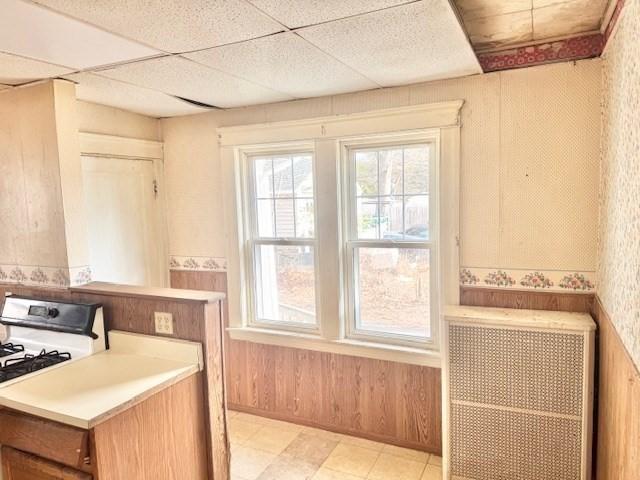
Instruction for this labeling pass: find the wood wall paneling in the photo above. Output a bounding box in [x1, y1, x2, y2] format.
[460, 286, 594, 312]
[591, 298, 640, 480]
[170, 270, 443, 454]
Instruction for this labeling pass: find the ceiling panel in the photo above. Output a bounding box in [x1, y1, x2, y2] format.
[248, 0, 414, 28]
[533, 0, 607, 39]
[33, 0, 285, 54]
[0, 52, 73, 85]
[185, 32, 378, 99]
[1, 0, 159, 70]
[465, 10, 533, 50]
[297, 0, 481, 87]
[455, 0, 532, 21]
[97, 56, 293, 108]
[64, 72, 209, 117]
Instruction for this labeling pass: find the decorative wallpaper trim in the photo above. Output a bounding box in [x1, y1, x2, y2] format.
[0, 265, 92, 288]
[169, 256, 227, 272]
[460, 267, 595, 293]
[478, 34, 604, 73]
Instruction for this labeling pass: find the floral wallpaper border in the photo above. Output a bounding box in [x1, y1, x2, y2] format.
[169, 256, 227, 272]
[0, 265, 92, 288]
[460, 267, 595, 293]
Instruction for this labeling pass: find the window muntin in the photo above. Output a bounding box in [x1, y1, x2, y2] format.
[346, 143, 436, 345]
[247, 152, 318, 329]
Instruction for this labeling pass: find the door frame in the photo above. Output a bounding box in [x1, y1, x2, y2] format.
[79, 132, 170, 287]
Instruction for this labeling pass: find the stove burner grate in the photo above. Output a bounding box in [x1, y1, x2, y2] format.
[0, 349, 71, 383]
[0, 342, 25, 358]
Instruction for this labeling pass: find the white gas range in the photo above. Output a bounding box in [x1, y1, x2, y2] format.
[0, 295, 107, 388]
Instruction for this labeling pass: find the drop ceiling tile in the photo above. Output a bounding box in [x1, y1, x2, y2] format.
[248, 0, 414, 28]
[1, 0, 159, 70]
[64, 72, 209, 118]
[185, 32, 378, 98]
[297, 0, 481, 87]
[533, 0, 607, 39]
[456, 0, 532, 20]
[98, 56, 293, 108]
[33, 0, 285, 53]
[0, 52, 73, 85]
[465, 10, 533, 50]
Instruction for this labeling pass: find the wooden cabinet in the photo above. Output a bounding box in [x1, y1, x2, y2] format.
[2, 447, 91, 480]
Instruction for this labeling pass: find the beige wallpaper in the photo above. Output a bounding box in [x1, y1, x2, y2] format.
[76, 100, 161, 141]
[598, 0, 640, 368]
[0, 80, 91, 287]
[162, 60, 601, 285]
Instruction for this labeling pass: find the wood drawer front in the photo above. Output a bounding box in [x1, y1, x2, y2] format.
[0, 410, 90, 469]
[2, 447, 92, 480]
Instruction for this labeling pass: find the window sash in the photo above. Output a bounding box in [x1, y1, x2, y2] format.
[343, 140, 439, 347]
[244, 150, 320, 333]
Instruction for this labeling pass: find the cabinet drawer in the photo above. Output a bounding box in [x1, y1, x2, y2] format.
[0, 410, 90, 470]
[2, 446, 92, 480]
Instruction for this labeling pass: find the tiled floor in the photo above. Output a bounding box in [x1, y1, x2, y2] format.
[229, 410, 443, 480]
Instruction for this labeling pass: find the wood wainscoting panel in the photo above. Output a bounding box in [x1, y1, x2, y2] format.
[591, 297, 640, 480]
[460, 286, 594, 312]
[170, 270, 442, 454]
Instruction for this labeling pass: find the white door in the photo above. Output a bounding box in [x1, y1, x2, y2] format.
[81, 155, 167, 287]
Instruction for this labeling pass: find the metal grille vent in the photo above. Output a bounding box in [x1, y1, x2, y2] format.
[451, 403, 582, 480]
[449, 325, 584, 416]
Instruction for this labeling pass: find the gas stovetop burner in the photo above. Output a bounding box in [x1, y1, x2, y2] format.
[0, 342, 25, 358]
[0, 349, 72, 383]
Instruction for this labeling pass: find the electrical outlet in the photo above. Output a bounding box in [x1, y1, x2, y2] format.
[154, 312, 174, 335]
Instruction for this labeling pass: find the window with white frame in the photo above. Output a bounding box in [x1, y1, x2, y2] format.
[343, 141, 437, 346]
[245, 151, 318, 330]
[225, 102, 462, 363]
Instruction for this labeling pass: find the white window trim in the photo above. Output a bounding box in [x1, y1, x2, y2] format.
[220, 102, 462, 368]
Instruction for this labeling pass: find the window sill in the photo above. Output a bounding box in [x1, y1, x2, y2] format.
[226, 326, 441, 368]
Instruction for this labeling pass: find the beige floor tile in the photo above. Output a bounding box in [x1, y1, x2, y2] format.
[339, 435, 385, 452]
[282, 432, 339, 466]
[321, 443, 380, 477]
[231, 445, 277, 480]
[228, 409, 239, 418]
[235, 412, 305, 432]
[420, 464, 442, 480]
[428, 455, 442, 466]
[229, 418, 264, 445]
[245, 426, 300, 454]
[257, 456, 318, 480]
[381, 444, 429, 463]
[367, 453, 425, 480]
[312, 467, 365, 479]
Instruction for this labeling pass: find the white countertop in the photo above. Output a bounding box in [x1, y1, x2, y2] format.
[444, 305, 596, 331]
[0, 331, 203, 429]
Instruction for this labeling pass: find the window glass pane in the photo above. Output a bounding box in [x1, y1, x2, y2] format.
[357, 197, 378, 239]
[404, 146, 429, 194]
[273, 157, 293, 197]
[254, 158, 273, 198]
[293, 155, 313, 197]
[256, 245, 316, 325]
[355, 247, 430, 338]
[275, 198, 295, 237]
[295, 198, 315, 238]
[379, 196, 404, 239]
[379, 149, 403, 196]
[355, 151, 377, 195]
[257, 199, 275, 237]
[404, 195, 429, 240]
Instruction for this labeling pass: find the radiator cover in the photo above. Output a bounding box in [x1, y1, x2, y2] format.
[443, 306, 595, 480]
